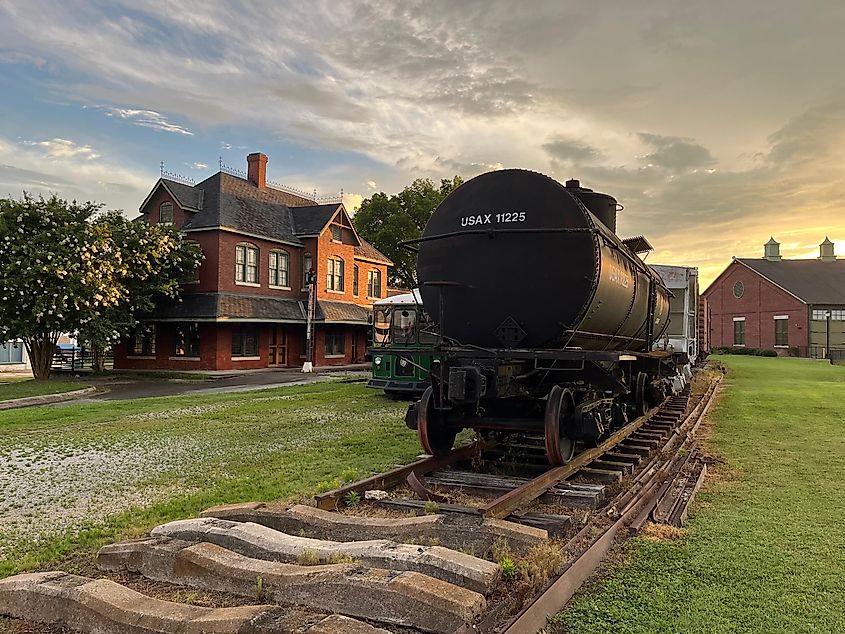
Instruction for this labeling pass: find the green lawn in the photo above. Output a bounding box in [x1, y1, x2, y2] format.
[550, 356, 845, 634]
[0, 381, 415, 577]
[0, 377, 86, 402]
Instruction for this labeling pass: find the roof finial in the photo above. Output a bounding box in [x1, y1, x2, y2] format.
[160, 161, 164, 177]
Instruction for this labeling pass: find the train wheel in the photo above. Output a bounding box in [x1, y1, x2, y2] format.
[544, 385, 576, 466]
[417, 386, 458, 456]
[635, 372, 650, 416]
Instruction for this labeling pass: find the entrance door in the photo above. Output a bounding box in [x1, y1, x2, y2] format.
[351, 331, 358, 363]
[268, 326, 287, 367]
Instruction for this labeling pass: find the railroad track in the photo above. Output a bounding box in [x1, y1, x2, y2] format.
[0, 371, 722, 634]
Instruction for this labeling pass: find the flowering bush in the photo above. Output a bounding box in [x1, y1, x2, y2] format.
[0, 194, 202, 378]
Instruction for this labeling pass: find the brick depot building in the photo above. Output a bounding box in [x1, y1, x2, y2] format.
[703, 237, 845, 356]
[113, 153, 392, 371]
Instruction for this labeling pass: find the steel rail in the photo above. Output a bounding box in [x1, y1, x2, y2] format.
[496, 373, 722, 634]
[313, 438, 491, 510]
[478, 404, 667, 519]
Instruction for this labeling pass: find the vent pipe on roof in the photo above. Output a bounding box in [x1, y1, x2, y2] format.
[247, 152, 268, 190]
[819, 236, 836, 262]
[764, 237, 781, 261]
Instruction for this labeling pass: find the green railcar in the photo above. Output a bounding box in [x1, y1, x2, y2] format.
[367, 290, 436, 397]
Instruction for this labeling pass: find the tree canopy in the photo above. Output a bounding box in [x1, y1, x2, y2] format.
[0, 194, 201, 378]
[352, 176, 462, 289]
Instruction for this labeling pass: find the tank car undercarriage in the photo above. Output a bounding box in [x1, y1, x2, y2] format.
[404, 347, 687, 466]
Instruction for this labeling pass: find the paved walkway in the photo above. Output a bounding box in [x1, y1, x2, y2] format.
[88, 367, 370, 401]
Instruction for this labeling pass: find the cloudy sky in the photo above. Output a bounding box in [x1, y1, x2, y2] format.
[2, 0, 844, 285]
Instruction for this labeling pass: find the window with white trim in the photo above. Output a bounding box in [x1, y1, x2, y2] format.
[367, 269, 382, 298]
[303, 253, 313, 287]
[327, 257, 344, 291]
[235, 243, 259, 284]
[353, 264, 359, 296]
[159, 202, 173, 225]
[733, 318, 745, 346]
[813, 309, 845, 320]
[774, 316, 788, 347]
[0, 341, 24, 364]
[269, 250, 289, 287]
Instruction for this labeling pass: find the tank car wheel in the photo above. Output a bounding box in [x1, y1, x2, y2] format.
[417, 386, 458, 456]
[635, 372, 650, 416]
[544, 385, 577, 466]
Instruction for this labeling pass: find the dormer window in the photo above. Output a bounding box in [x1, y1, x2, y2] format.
[159, 202, 173, 225]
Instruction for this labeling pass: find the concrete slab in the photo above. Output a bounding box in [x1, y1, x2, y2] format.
[151, 517, 501, 594]
[98, 537, 485, 633]
[201, 502, 547, 553]
[0, 571, 388, 633]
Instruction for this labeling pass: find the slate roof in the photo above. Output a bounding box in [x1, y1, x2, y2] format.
[316, 300, 370, 323]
[737, 258, 845, 304]
[151, 293, 305, 321]
[355, 238, 393, 264]
[290, 204, 341, 236]
[149, 294, 370, 324]
[177, 173, 308, 245]
[160, 179, 204, 211]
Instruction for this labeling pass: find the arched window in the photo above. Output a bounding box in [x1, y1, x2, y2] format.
[235, 243, 259, 284]
[327, 257, 344, 291]
[269, 250, 290, 288]
[367, 269, 382, 298]
[302, 253, 313, 288]
[182, 240, 202, 283]
[159, 202, 173, 225]
[352, 264, 360, 296]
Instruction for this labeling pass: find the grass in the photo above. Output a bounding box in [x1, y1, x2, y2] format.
[0, 377, 87, 402]
[0, 380, 416, 577]
[550, 356, 845, 634]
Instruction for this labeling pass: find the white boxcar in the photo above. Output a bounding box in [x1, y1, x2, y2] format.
[651, 265, 699, 366]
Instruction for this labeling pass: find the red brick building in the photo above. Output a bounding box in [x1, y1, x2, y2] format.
[113, 153, 392, 371]
[703, 237, 845, 356]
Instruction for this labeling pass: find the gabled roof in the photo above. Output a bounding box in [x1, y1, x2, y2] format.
[290, 204, 342, 236]
[138, 170, 392, 267]
[354, 238, 393, 265]
[736, 258, 845, 304]
[139, 178, 204, 212]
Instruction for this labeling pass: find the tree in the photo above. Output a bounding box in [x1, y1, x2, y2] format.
[353, 176, 462, 289]
[77, 211, 202, 372]
[0, 194, 201, 379]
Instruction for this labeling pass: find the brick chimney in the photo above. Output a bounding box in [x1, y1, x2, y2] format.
[247, 152, 268, 189]
[764, 236, 781, 261]
[819, 236, 836, 261]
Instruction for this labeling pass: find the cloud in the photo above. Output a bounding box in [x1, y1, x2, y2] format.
[2, 1, 845, 286]
[542, 137, 604, 164]
[96, 106, 193, 135]
[189, 162, 208, 170]
[21, 138, 99, 160]
[637, 133, 715, 172]
[0, 135, 153, 213]
[366, 180, 377, 190]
